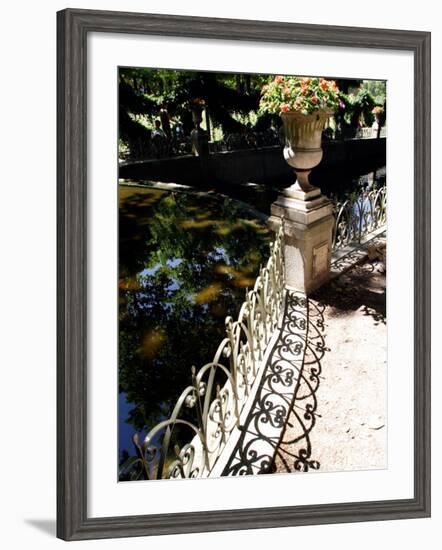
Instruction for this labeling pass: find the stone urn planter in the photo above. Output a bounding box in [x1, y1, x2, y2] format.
[260, 76, 340, 294]
[259, 75, 339, 201]
[372, 104, 386, 139]
[190, 106, 209, 157]
[281, 108, 333, 199]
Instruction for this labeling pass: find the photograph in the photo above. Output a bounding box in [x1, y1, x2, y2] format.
[0, 0, 435, 545]
[117, 67, 388, 481]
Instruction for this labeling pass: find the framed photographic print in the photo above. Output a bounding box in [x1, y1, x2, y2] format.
[57, 8, 431, 541]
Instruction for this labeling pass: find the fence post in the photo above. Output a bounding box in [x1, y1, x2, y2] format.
[269, 189, 334, 295]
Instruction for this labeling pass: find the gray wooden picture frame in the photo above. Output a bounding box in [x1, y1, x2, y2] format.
[57, 8, 431, 541]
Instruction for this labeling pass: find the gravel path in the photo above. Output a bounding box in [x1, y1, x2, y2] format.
[274, 258, 387, 474]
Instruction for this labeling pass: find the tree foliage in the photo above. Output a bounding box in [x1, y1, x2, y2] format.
[119, 68, 275, 156]
[119, 69, 386, 157]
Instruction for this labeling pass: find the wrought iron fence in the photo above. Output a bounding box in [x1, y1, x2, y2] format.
[332, 184, 386, 249]
[355, 126, 387, 139]
[121, 223, 285, 481]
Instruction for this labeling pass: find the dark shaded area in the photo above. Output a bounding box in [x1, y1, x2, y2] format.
[312, 259, 386, 326]
[119, 138, 386, 197]
[119, 68, 270, 159]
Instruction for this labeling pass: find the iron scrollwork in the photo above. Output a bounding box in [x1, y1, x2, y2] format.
[332, 184, 386, 250]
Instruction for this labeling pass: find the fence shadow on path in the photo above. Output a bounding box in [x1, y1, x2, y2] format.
[272, 297, 328, 474]
[221, 292, 328, 476]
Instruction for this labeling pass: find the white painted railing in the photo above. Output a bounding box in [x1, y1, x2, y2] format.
[355, 127, 387, 139]
[332, 184, 386, 250]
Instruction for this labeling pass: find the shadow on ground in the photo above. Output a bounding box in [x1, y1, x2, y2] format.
[24, 519, 56, 537]
[274, 256, 387, 475]
[312, 260, 386, 326]
[273, 298, 328, 473]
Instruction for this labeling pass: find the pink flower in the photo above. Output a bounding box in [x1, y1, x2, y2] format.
[280, 103, 290, 112]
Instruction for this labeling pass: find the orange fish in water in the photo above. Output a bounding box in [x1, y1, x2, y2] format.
[193, 283, 222, 304]
[139, 329, 166, 360]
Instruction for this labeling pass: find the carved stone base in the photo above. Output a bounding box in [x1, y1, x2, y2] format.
[271, 193, 333, 225]
[283, 185, 321, 201]
[269, 194, 334, 295]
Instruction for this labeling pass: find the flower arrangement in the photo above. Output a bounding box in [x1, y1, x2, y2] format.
[259, 75, 340, 116]
[372, 105, 384, 116]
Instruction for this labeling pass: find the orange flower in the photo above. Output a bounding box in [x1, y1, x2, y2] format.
[280, 103, 290, 112]
[275, 75, 284, 84]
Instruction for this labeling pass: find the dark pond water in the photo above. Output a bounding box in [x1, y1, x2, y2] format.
[118, 184, 272, 471]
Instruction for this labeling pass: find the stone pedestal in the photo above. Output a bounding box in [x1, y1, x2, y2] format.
[269, 187, 334, 295]
[191, 128, 209, 156]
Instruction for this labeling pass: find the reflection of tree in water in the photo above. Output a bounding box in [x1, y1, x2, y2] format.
[119, 187, 271, 438]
